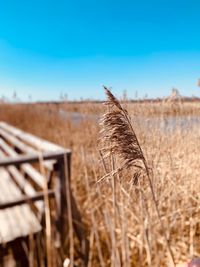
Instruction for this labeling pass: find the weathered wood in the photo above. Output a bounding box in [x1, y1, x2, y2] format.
[55, 153, 89, 266]
[0, 190, 55, 210]
[55, 154, 70, 245]
[0, 127, 36, 154]
[0, 127, 54, 170]
[0, 138, 45, 188]
[0, 169, 41, 244]
[8, 166, 44, 212]
[0, 121, 88, 266]
[0, 149, 44, 212]
[11, 239, 29, 267]
[0, 148, 69, 167]
[0, 121, 70, 153]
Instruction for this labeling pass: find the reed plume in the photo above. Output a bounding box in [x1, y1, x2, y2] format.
[99, 86, 175, 267]
[100, 86, 147, 175]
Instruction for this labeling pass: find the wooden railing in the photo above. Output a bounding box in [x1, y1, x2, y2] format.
[0, 122, 88, 266]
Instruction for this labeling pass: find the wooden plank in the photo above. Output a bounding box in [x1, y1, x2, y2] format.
[0, 169, 40, 234]
[0, 128, 36, 154]
[7, 165, 38, 196]
[0, 138, 46, 188]
[6, 165, 44, 212]
[0, 122, 70, 153]
[0, 169, 41, 244]
[0, 128, 54, 170]
[0, 141, 69, 168]
[0, 190, 55, 210]
[0, 148, 44, 212]
[0, 148, 44, 210]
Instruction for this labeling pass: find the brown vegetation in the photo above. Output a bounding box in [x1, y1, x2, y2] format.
[0, 96, 200, 266]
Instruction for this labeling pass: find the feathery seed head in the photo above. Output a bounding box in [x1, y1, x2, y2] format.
[103, 86, 123, 111]
[99, 87, 146, 174]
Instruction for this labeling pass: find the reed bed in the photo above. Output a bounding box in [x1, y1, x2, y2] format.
[0, 96, 200, 267]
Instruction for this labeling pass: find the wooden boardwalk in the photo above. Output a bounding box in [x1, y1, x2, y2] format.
[0, 122, 88, 266]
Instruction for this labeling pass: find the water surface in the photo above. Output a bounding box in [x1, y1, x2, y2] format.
[59, 109, 200, 132]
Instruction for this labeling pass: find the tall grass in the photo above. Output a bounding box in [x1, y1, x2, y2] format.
[0, 97, 200, 266]
[100, 87, 175, 266]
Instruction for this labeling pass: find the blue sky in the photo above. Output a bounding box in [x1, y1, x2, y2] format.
[0, 0, 200, 101]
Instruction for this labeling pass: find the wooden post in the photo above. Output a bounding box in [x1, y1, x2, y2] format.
[12, 239, 29, 267]
[54, 152, 89, 266]
[57, 152, 71, 246]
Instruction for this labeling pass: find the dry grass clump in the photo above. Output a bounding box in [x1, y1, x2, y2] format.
[0, 96, 200, 266]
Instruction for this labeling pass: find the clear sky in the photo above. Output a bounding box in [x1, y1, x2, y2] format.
[0, 0, 200, 101]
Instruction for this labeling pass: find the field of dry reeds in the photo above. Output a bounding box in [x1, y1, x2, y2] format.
[0, 93, 200, 267]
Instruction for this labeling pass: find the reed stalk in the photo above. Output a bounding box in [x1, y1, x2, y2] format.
[99, 86, 175, 266]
